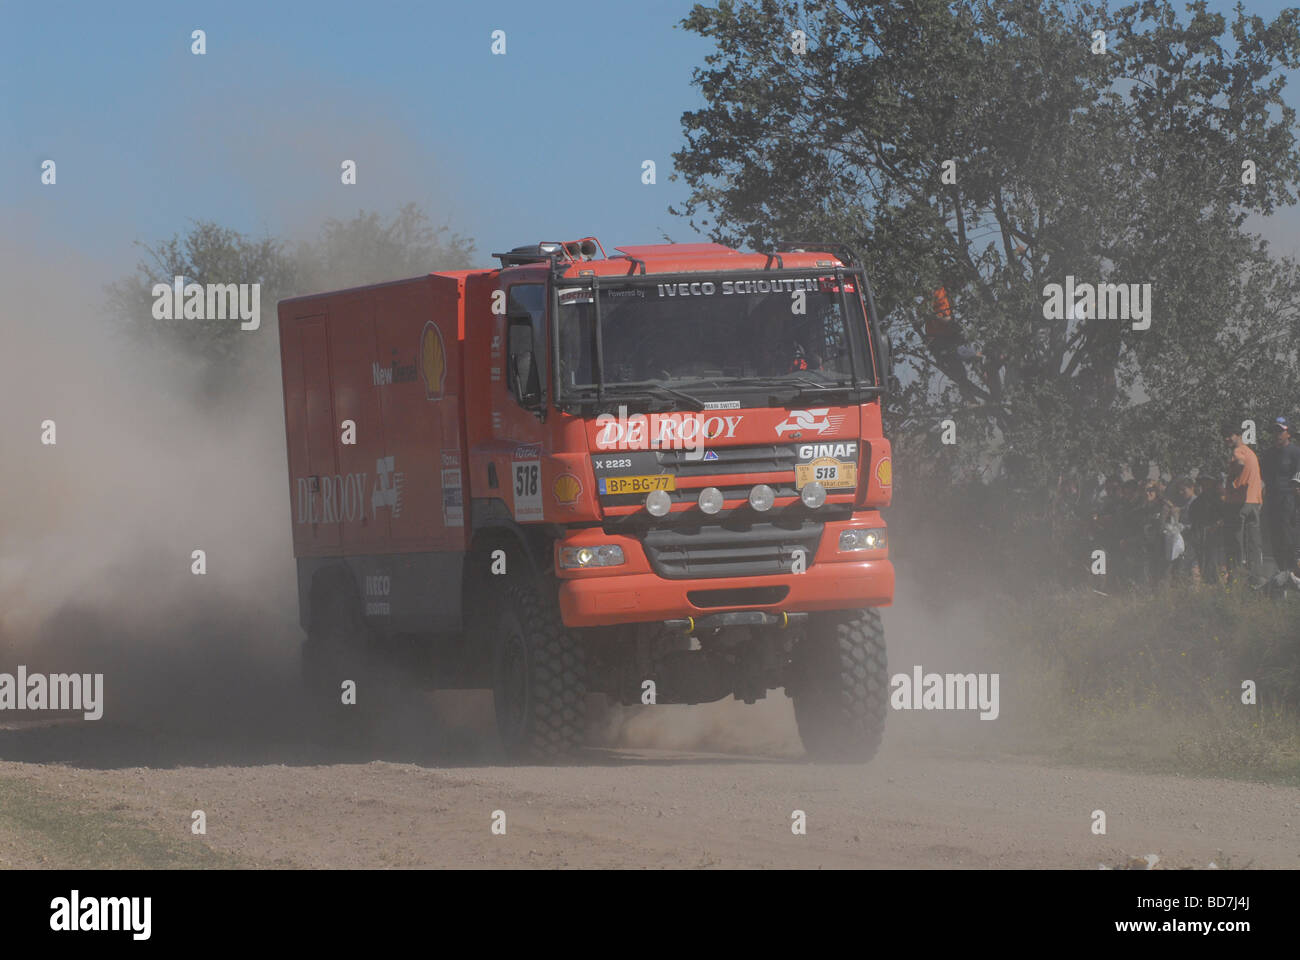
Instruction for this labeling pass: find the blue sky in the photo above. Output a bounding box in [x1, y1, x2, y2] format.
[1, 0, 712, 281]
[3, 0, 1299, 286]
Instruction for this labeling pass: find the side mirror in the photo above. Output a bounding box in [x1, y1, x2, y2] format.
[875, 327, 892, 390]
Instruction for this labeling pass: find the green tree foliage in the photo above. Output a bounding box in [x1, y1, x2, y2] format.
[673, 0, 1300, 491]
[106, 221, 295, 368]
[106, 203, 475, 382]
[293, 202, 476, 295]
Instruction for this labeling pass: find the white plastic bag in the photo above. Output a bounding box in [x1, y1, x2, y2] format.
[1164, 525, 1184, 562]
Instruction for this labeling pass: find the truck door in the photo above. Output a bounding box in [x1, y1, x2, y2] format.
[501, 282, 547, 521]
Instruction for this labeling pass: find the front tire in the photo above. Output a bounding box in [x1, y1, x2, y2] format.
[790, 608, 888, 762]
[492, 574, 586, 760]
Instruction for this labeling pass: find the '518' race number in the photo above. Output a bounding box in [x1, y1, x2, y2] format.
[512, 460, 543, 520]
[514, 463, 538, 497]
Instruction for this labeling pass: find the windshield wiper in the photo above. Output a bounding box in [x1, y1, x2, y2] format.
[758, 375, 885, 396]
[789, 379, 864, 395]
[728, 375, 883, 403]
[734, 374, 850, 391]
[593, 380, 708, 410]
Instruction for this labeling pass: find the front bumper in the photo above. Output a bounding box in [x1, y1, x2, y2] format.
[555, 515, 893, 628]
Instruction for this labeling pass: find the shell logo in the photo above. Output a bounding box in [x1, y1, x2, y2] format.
[875, 457, 892, 487]
[553, 474, 582, 504]
[420, 321, 447, 400]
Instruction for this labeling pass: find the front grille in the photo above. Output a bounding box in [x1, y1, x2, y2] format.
[639, 516, 824, 579]
[655, 444, 797, 477]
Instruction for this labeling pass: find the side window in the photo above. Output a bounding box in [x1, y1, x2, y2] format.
[506, 284, 547, 405]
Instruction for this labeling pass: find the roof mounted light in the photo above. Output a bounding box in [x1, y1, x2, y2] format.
[565, 238, 599, 261]
[493, 237, 605, 268]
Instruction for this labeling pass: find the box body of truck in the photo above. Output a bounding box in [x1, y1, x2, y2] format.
[280, 274, 468, 634]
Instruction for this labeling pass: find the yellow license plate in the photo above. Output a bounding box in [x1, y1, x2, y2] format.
[795, 459, 857, 489]
[601, 474, 677, 495]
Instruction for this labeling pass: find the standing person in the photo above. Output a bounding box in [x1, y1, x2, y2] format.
[1259, 417, 1300, 584]
[1141, 480, 1167, 585]
[1093, 475, 1123, 589]
[1051, 476, 1084, 585]
[1184, 477, 1202, 577]
[1222, 422, 1264, 584]
[1290, 471, 1300, 588]
[1189, 476, 1225, 584]
[923, 286, 983, 373]
[1115, 479, 1143, 587]
[1103, 475, 1122, 509]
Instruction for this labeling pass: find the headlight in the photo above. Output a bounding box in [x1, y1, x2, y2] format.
[749, 484, 775, 512]
[645, 489, 672, 517]
[698, 487, 724, 514]
[558, 545, 626, 568]
[800, 481, 827, 508]
[839, 528, 887, 551]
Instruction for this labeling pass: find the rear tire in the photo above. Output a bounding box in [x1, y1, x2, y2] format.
[790, 608, 888, 763]
[492, 573, 586, 760]
[302, 571, 382, 740]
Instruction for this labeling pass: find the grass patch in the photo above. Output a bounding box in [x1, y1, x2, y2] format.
[0, 775, 247, 868]
[995, 583, 1300, 785]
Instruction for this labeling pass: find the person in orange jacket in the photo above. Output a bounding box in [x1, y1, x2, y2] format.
[925, 286, 987, 375]
[1223, 421, 1264, 585]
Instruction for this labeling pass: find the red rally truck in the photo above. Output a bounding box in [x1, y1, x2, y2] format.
[278, 238, 894, 760]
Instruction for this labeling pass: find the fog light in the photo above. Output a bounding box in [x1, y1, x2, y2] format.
[800, 481, 827, 508]
[646, 489, 672, 517]
[839, 528, 887, 551]
[559, 544, 626, 568]
[749, 484, 775, 512]
[698, 487, 723, 515]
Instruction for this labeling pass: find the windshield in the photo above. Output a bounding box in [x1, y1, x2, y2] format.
[556, 275, 871, 397]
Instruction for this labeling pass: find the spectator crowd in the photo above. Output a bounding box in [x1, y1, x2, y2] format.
[1055, 417, 1300, 593]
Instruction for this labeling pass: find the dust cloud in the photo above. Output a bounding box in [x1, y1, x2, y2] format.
[591, 573, 1012, 757]
[0, 238, 1008, 762]
[0, 239, 308, 746]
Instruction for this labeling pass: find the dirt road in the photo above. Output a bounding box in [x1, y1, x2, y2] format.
[2, 694, 1296, 869]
